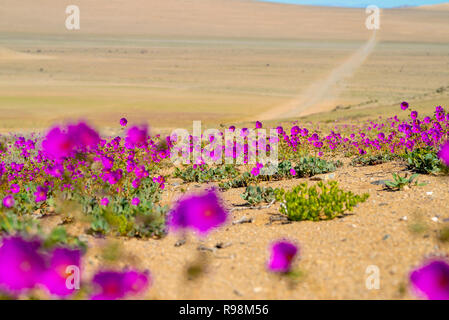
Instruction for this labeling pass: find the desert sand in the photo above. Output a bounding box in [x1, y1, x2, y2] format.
[0, 0, 448, 131]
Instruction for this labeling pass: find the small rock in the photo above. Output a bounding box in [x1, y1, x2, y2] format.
[232, 217, 253, 225]
[426, 191, 433, 196]
[174, 239, 186, 247]
[382, 234, 390, 240]
[400, 216, 408, 221]
[253, 287, 262, 293]
[233, 289, 243, 296]
[431, 217, 439, 223]
[215, 242, 232, 249]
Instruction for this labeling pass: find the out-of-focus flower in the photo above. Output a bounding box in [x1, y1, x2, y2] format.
[35, 186, 49, 202]
[126, 125, 148, 148]
[40, 248, 82, 298]
[42, 127, 75, 160]
[289, 168, 296, 176]
[255, 121, 262, 129]
[3, 195, 15, 208]
[438, 142, 449, 167]
[10, 184, 20, 194]
[0, 237, 46, 293]
[267, 240, 299, 273]
[410, 260, 449, 300]
[90, 270, 150, 300]
[67, 122, 100, 151]
[166, 189, 228, 235]
[401, 101, 409, 110]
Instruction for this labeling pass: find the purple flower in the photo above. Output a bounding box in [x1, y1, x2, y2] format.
[42, 127, 75, 160]
[100, 197, 110, 206]
[167, 189, 228, 235]
[289, 168, 296, 176]
[267, 240, 299, 273]
[251, 167, 260, 177]
[0, 237, 46, 293]
[120, 118, 128, 127]
[411, 110, 418, 120]
[131, 197, 140, 206]
[35, 186, 49, 202]
[131, 179, 141, 189]
[438, 142, 449, 167]
[90, 270, 150, 300]
[410, 260, 449, 300]
[255, 121, 262, 129]
[10, 184, 20, 194]
[401, 101, 409, 110]
[126, 126, 148, 148]
[3, 195, 15, 208]
[101, 156, 114, 170]
[67, 122, 100, 151]
[40, 248, 82, 297]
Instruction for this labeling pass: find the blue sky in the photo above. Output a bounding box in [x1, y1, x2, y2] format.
[259, 0, 449, 8]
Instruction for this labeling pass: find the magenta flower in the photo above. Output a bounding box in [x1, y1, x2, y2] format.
[289, 168, 296, 176]
[101, 156, 114, 170]
[67, 122, 100, 150]
[438, 142, 449, 167]
[401, 101, 409, 110]
[411, 110, 418, 120]
[2, 195, 15, 208]
[126, 125, 148, 148]
[40, 248, 82, 297]
[131, 197, 140, 206]
[10, 184, 20, 194]
[167, 189, 228, 235]
[100, 197, 110, 206]
[255, 121, 263, 129]
[35, 186, 49, 202]
[119, 118, 128, 127]
[410, 260, 449, 300]
[267, 240, 299, 273]
[0, 237, 46, 293]
[251, 167, 260, 177]
[42, 127, 75, 160]
[90, 270, 150, 300]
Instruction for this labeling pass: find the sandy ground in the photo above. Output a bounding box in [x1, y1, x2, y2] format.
[38, 160, 449, 300]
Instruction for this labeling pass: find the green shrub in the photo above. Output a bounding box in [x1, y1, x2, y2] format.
[275, 181, 369, 221]
[293, 157, 341, 177]
[404, 147, 442, 174]
[384, 173, 425, 191]
[241, 186, 276, 205]
[174, 164, 239, 183]
[351, 153, 397, 167]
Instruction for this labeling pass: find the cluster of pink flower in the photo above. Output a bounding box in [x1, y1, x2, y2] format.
[0, 236, 150, 300]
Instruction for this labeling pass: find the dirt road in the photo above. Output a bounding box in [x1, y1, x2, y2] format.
[258, 31, 378, 120]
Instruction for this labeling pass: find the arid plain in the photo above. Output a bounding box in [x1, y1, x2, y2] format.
[1, 0, 449, 132]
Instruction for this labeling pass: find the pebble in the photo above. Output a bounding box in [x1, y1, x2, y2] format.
[253, 287, 262, 293]
[382, 234, 390, 240]
[426, 191, 433, 196]
[400, 216, 408, 221]
[431, 217, 439, 223]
